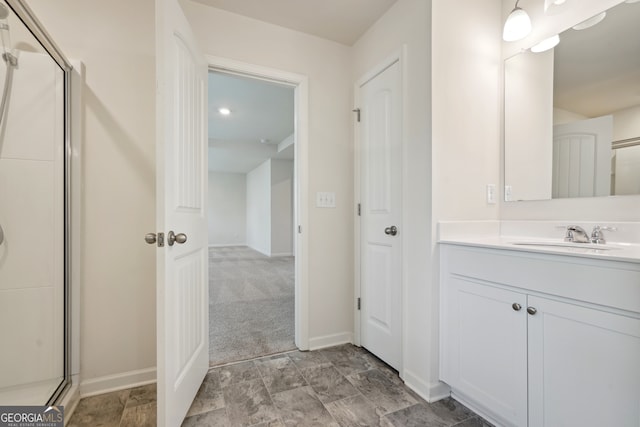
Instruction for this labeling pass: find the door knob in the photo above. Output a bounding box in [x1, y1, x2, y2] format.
[512, 303, 522, 311]
[145, 233, 157, 244]
[167, 230, 187, 246]
[527, 306, 537, 315]
[384, 226, 398, 236]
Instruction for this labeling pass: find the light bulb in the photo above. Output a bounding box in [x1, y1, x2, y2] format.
[503, 6, 532, 42]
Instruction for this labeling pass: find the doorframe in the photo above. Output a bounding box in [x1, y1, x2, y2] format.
[205, 55, 310, 350]
[353, 47, 407, 370]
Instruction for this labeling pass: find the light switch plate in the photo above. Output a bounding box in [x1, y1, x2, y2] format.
[487, 184, 496, 204]
[505, 185, 513, 202]
[316, 192, 336, 208]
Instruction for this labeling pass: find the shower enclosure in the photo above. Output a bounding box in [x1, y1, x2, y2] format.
[0, 0, 73, 405]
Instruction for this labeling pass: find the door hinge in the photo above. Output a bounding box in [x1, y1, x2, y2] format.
[298, 225, 302, 234]
[352, 108, 361, 122]
[357, 297, 361, 310]
[357, 203, 361, 216]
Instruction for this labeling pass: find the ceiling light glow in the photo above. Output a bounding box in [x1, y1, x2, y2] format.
[531, 34, 560, 53]
[218, 107, 231, 116]
[573, 12, 606, 30]
[544, 0, 570, 15]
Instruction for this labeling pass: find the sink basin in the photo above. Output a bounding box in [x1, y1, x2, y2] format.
[510, 241, 619, 251]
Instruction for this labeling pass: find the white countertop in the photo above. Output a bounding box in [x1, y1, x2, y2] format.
[437, 221, 640, 264]
[439, 236, 640, 264]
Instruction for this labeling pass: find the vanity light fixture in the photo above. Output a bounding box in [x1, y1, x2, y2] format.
[544, 0, 570, 15]
[572, 12, 606, 30]
[503, 0, 532, 42]
[218, 107, 231, 116]
[531, 34, 560, 52]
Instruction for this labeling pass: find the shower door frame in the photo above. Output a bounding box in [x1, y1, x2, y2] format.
[4, 0, 75, 405]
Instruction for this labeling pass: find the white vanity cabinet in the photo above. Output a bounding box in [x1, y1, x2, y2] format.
[440, 243, 640, 427]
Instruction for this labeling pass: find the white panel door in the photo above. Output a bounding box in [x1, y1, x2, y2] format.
[155, 0, 208, 425]
[528, 296, 640, 427]
[442, 278, 528, 427]
[553, 115, 612, 198]
[359, 60, 402, 370]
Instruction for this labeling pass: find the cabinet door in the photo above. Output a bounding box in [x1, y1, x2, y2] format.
[528, 296, 640, 427]
[441, 277, 528, 427]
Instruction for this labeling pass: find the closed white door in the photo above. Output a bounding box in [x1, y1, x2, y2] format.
[155, 0, 209, 425]
[552, 115, 612, 198]
[358, 60, 402, 370]
[527, 296, 640, 427]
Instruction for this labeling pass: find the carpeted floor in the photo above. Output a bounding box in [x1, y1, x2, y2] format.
[209, 246, 296, 366]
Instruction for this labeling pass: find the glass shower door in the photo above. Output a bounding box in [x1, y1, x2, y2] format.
[0, 0, 67, 405]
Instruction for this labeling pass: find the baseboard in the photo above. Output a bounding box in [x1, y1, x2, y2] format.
[270, 252, 294, 257]
[451, 392, 505, 427]
[208, 243, 246, 248]
[403, 370, 451, 403]
[308, 332, 353, 350]
[79, 367, 156, 398]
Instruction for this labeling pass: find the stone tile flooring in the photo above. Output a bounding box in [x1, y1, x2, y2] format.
[67, 344, 493, 427]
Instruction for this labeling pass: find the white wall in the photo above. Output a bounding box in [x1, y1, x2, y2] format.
[246, 160, 271, 255]
[500, 0, 640, 220]
[353, 0, 436, 399]
[271, 159, 294, 256]
[208, 171, 246, 246]
[431, 0, 502, 398]
[28, 0, 157, 387]
[612, 105, 640, 141]
[183, 2, 354, 344]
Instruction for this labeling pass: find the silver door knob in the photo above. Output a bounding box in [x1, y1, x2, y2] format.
[527, 307, 537, 315]
[384, 226, 398, 236]
[512, 303, 522, 311]
[167, 230, 187, 246]
[145, 233, 157, 244]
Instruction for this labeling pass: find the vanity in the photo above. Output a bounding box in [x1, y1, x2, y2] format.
[439, 225, 640, 427]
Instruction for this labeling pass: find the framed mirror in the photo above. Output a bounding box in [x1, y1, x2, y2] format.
[504, 1, 640, 201]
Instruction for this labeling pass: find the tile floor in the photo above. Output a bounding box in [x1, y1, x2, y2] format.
[67, 344, 493, 427]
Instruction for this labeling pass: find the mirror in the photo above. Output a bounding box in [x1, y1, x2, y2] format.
[504, 1, 640, 201]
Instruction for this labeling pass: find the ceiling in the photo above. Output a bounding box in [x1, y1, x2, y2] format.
[190, 0, 398, 45]
[208, 71, 295, 173]
[554, 1, 640, 117]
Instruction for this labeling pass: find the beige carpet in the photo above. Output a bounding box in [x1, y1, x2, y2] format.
[209, 246, 296, 366]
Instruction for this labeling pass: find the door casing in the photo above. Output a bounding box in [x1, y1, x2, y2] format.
[206, 55, 310, 350]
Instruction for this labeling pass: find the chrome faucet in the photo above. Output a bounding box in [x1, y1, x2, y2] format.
[590, 225, 617, 244]
[564, 226, 591, 243]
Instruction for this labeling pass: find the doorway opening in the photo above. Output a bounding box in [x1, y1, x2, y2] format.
[207, 68, 299, 366]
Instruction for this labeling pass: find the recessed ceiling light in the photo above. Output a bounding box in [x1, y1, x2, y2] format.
[218, 107, 231, 116]
[260, 138, 270, 144]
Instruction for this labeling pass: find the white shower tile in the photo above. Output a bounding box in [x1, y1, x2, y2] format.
[0, 286, 62, 389]
[0, 158, 62, 291]
[0, 51, 63, 162]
